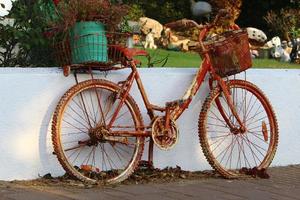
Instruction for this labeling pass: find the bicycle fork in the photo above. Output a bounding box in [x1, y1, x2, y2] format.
[215, 76, 246, 134]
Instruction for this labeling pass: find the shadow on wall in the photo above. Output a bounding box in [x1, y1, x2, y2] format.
[38, 96, 63, 177]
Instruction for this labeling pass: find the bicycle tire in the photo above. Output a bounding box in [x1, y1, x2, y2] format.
[199, 79, 278, 178]
[52, 79, 144, 184]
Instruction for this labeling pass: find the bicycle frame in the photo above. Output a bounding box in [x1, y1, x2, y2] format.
[81, 26, 246, 165]
[107, 27, 244, 131]
[52, 11, 278, 183]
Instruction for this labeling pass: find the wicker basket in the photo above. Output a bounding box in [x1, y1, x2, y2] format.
[204, 29, 252, 77]
[53, 32, 130, 69]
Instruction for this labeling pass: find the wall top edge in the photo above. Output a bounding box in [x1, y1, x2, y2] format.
[0, 67, 299, 75]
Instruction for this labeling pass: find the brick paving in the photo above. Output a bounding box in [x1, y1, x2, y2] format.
[0, 165, 300, 200]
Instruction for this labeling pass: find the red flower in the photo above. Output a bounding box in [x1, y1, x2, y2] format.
[53, 0, 60, 6]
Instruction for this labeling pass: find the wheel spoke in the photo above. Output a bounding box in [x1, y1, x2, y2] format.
[242, 135, 261, 166]
[199, 80, 278, 178]
[247, 130, 268, 143]
[63, 111, 90, 130]
[210, 133, 231, 152]
[62, 120, 88, 135]
[52, 80, 144, 184]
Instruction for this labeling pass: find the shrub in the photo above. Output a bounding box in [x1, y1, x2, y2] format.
[0, 0, 55, 67]
[126, 4, 144, 21]
[52, 0, 129, 33]
[264, 8, 300, 41]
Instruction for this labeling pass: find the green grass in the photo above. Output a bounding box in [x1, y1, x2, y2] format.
[137, 48, 200, 68]
[252, 59, 300, 69]
[136, 48, 300, 69]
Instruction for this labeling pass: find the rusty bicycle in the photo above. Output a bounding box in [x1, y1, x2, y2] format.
[51, 16, 278, 184]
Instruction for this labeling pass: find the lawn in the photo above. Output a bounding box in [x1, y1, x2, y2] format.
[136, 48, 300, 69]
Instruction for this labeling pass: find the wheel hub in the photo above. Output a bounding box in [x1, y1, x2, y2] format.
[89, 126, 110, 143]
[231, 126, 247, 135]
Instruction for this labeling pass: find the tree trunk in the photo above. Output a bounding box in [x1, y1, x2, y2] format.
[283, 31, 291, 42]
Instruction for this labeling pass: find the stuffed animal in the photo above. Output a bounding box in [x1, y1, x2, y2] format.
[0, 0, 12, 17]
[161, 27, 190, 51]
[144, 29, 157, 49]
[246, 27, 268, 47]
[266, 36, 291, 62]
[139, 17, 163, 39]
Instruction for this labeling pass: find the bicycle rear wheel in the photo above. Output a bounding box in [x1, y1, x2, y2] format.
[52, 79, 144, 184]
[199, 79, 278, 178]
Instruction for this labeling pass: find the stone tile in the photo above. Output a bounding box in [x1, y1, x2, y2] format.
[1, 166, 300, 200]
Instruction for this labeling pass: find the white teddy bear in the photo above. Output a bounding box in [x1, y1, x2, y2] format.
[266, 36, 291, 62]
[0, 0, 13, 17]
[144, 29, 157, 49]
[246, 27, 268, 47]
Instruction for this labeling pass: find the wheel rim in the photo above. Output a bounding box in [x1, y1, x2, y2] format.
[54, 82, 143, 183]
[201, 81, 278, 177]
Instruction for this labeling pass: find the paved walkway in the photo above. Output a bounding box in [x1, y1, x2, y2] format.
[1, 165, 300, 200]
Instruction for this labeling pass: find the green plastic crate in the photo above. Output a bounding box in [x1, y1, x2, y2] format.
[70, 22, 108, 64]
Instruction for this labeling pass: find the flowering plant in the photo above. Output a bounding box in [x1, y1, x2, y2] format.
[51, 0, 129, 33]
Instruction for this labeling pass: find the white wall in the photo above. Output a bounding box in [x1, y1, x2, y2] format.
[0, 68, 299, 181]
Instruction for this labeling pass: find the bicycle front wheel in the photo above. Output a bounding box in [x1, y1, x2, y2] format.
[52, 79, 144, 184]
[199, 79, 278, 178]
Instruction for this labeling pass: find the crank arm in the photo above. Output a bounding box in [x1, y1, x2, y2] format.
[62, 140, 90, 152]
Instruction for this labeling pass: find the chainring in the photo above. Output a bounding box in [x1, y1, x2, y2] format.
[151, 116, 179, 150]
